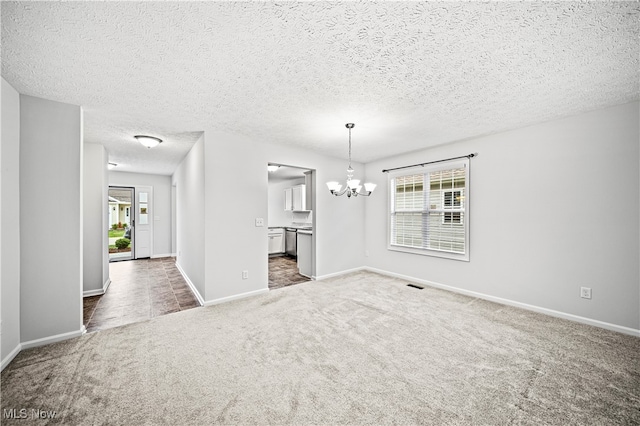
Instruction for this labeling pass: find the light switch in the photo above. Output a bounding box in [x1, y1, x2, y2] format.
[255, 218, 264, 227]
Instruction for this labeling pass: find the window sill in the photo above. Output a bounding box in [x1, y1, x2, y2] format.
[387, 244, 469, 262]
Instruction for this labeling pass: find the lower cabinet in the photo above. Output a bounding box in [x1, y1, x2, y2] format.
[268, 228, 284, 254]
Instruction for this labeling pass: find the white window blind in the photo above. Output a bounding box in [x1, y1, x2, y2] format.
[389, 159, 469, 261]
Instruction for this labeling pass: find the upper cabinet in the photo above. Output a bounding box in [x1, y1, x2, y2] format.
[285, 184, 307, 211]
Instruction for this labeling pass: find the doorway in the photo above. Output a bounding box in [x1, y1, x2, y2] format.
[267, 164, 315, 289]
[108, 187, 134, 262]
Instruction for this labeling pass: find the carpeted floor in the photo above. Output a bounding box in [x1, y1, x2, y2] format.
[1, 271, 638, 425]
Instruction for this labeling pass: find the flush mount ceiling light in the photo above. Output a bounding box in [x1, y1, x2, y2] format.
[326, 123, 376, 198]
[267, 164, 280, 172]
[108, 162, 117, 169]
[134, 135, 162, 149]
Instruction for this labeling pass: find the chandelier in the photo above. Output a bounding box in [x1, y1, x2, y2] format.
[326, 123, 376, 198]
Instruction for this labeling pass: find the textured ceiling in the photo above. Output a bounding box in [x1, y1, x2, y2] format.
[2, 1, 638, 175]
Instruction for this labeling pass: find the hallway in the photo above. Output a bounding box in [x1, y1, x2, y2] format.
[83, 257, 200, 333]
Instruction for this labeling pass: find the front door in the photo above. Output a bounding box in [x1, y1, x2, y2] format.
[135, 186, 153, 259]
[108, 186, 134, 262]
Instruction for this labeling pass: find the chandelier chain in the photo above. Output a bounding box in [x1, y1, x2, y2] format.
[348, 126, 352, 170]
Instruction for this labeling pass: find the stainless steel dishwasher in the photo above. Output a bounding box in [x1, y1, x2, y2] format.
[285, 228, 297, 257]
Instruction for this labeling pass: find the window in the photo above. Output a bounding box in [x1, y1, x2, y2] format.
[389, 159, 469, 261]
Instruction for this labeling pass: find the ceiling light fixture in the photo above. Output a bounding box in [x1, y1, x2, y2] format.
[267, 164, 280, 172]
[134, 135, 162, 149]
[326, 123, 376, 198]
[108, 162, 117, 169]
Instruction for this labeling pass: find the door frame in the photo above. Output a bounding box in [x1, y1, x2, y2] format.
[266, 164, 316, 284]
[108, 186, 135, 262]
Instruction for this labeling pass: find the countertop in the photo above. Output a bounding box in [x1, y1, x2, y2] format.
[269, 225, 312, 230]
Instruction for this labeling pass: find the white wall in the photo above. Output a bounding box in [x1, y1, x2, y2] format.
[201, 129, 366, 303]
[1, 78, 21, 366]
[109, 171, 173, 257]
[83, 143, 109, 295]
[268, 177, 305, 227]
[172, 135, 205, 298]
[20, 95, 83, 342]
[364, 102, 640, 331]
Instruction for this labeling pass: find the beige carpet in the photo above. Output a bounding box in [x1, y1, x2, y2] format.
[2, 271, 639, 425]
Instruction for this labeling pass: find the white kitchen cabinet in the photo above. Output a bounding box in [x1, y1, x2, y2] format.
[284, 188, 293, 211]
[292, 185, 305, 211]
[284, 184, 306, 211]
[268, 228, 284, 254]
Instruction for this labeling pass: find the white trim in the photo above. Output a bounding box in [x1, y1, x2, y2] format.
[1, 343, 22, 372]
[21, 328, 85, 351]
[175, 261, 204, 306]
[83, 288, 103, 297]
[364, 267, 640, 337]
[151, 253, 174, 259]
[203, 288, 269, 307]
[314, 266, 366, 281]
[82, 278, 111, 297]
[388, 159, 470, 262]
[103, 277, 111, 294]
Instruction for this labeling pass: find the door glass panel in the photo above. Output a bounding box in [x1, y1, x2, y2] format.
[139, 192, 149, 225]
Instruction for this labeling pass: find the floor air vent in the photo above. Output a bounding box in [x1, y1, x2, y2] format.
[406, 284, 424, 290]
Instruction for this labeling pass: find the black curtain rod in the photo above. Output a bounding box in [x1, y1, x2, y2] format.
[382, 153, 477, 173]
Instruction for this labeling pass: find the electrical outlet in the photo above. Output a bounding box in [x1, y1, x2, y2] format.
[255, 218, 264, 227]
[242, 270, 249, 279]
[580, 287, 592, 299]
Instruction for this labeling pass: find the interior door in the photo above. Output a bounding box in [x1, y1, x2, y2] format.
[135, 186, 153, 259]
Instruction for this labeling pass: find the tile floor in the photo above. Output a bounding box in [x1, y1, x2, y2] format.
[83, 257, 200, 333]
[268, 255, 310, 290]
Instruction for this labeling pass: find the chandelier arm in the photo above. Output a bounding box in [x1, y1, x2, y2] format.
[332, 187, 349, 197]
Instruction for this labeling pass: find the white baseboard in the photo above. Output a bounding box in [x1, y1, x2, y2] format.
[1, 343, 22, 372]
[364, 267, 640, 337]
[175, 261, 204, 306]
[174, 262, 268, 307]
[203, 288, 269, 307]
[83, 278, 111, 298]
[314, 266, 366, 281]
[103, 277, 111, 294]
[151, 253, 174, 259]
[21, 328, 85, 351]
